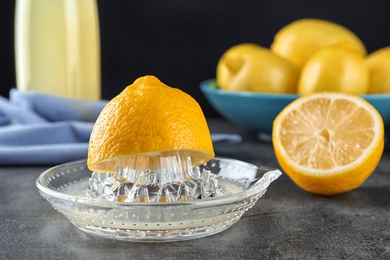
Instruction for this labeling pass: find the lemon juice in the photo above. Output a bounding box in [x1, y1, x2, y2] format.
[15, 0, 100, 100]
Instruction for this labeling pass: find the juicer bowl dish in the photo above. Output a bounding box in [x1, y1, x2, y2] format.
[36, 157, 281, 242]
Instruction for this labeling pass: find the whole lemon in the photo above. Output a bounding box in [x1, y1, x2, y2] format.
[271, 18, 366, 70]
[217, 43, 299, 93]
[367, 46, 390, 94]
[298, 44, 369, 95]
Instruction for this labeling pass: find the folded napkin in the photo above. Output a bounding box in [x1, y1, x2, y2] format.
[0, 89, 242, 166]
[0, 89, 107, 165]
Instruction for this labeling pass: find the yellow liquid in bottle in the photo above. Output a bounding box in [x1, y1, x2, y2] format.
[15, 0, 101, 100]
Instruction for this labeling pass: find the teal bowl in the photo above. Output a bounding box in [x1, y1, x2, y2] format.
[200, 79, 390, 136]
[361, 93, 390, 137]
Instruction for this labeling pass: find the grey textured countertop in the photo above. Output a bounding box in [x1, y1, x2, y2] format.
[1, 118, 390, 260]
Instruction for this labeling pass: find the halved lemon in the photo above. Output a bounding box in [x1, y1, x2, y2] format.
[272, 92, 384, 195]
[88, 75, 214, 173]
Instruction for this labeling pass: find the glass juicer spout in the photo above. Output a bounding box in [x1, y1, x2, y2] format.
[87, 151, 220, 203]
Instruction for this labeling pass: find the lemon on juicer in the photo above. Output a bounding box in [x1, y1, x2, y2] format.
[87, 75, 215, 173]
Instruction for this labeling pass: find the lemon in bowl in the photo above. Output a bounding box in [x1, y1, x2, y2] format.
[217, 43, 299, 94]
[204, 19, 390, 138]
[367, 46, 390, 94]
[271, 18, 366, 71]
[298, 44, 369, 95]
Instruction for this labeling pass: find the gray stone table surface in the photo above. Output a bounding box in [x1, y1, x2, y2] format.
[1, 118, 390, 260]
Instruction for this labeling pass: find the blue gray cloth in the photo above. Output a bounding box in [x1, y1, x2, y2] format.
[0, 89, 242, 166]
[0, 89, 107, 165]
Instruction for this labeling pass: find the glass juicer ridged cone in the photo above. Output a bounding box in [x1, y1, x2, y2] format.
[87, 151, 220, 202]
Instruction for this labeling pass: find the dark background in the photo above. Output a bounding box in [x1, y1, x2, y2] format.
[1, 0, 390, 117]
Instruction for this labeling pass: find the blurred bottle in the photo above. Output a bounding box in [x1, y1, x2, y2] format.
[15, 0, 101, 100]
